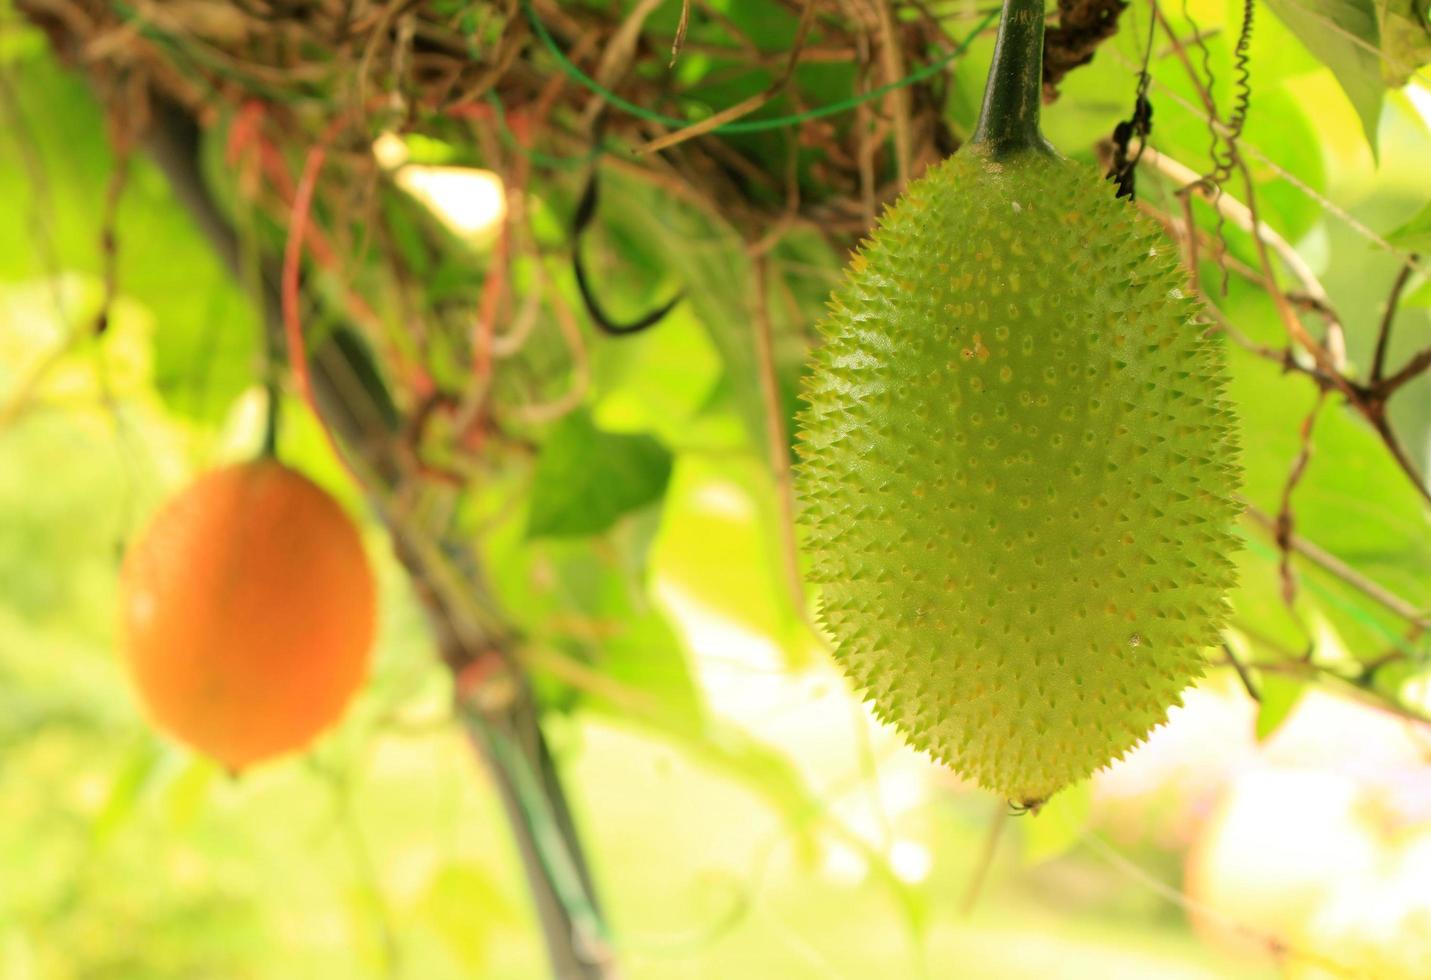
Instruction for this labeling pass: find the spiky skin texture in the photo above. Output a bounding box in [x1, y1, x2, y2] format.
[796, 148, 1241, 806]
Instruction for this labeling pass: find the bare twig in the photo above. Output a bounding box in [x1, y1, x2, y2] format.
[1079, 830, 1367, 976]
[872, 0, 911, 186]
[1219, 641, 1261, 703]
[1146, 5, 1421, 268]
[960, 798, 1010, 916]
[636, 0, 815, 154]
[1137, 141, 1431, 505]
[94, 148, 130, 334]
[1273, 391, 1326, 610]
[669, 0, 692, 66]
[584, 0, 666, 126]
[1136, 144, 1344, 375]
[1175, 188, 1201, 289]
[0, 58, 70, 322]
[505, 250, 591, 424]
[305, 756, 402, 977]
[1380, 346, 1431, 396]
[751, 255, 808, 620]
[1241, 502, 1430, 631]
[1222, 628, 1430, 728]
[1042, 0, 1128, 100]
[1250, 657, 1431, 728]
[1361, 411, 1431, 506]
[1236, 157, 1352, 386]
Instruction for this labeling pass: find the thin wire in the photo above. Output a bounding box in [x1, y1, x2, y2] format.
[484, 91, 602, 169]
[522, 0, 997, 136]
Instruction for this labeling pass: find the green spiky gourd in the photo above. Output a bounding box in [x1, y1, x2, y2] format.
[795, 0, 1241, 806]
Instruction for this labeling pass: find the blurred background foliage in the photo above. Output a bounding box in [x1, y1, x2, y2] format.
[1, 0, 1429, 977]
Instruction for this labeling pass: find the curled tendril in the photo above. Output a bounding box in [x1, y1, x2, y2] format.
[1205, 0, 1255, 192]
[1189, 0, 1255, 293]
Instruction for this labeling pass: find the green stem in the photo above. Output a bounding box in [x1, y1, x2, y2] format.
[971, 0, 1053, 156]
[262, 378, 280, 458]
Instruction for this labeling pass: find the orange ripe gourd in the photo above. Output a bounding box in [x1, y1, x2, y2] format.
[118, 460, 376, 770]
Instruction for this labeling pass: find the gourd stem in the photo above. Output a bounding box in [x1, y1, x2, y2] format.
[261, 378, 280, 458]
[971, 0, 1051, 155]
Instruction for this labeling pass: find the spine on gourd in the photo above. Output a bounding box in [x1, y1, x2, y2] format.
[971, 0, 1055, 156]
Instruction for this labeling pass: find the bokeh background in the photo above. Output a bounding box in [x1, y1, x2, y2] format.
[2, 0, 1430, 977]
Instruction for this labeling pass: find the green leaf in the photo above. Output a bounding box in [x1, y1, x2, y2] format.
[416, 864, 515, 971]
[1402, 273, 1431, 308]
[596, 173, 829, 459]
[1387, 199, 1431, 250]
[588, 302, 722, 445]
[601, 182, 766, 451]
[1023, 781, 1093, 864]
[0, 57, 259, 424]
[0, 20, 44, 62]
[161, 756, 218, 833]
[477, 475, 819, 851]
[1266, 0, 1385, 158]
[399, 132, 460, 166]
[677, 719, 823, 864]
[480, 475, 704, 724]
[1255, 672, 1307, 740]
[1368, 656, 1431, 711]
[1377, 0, 1431, 85]
[91, 738, 163, 846]
[526, 409, 673, 539]
[1229, 532, 1315, 655]
[650, 453, 813, 669]
[1221, 274, 1431, 665]
[538, 536, 706, 725]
